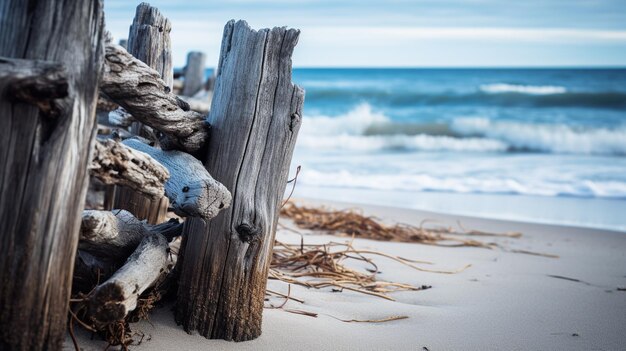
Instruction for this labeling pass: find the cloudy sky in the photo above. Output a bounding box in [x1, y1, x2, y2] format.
[104, 0, 626, 68]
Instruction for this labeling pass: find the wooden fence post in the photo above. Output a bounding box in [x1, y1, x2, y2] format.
[113, 3, 173, 224]
[175, 20, 304, 341]
[0, 0, 104, 349]
[182, 51, 206, 97]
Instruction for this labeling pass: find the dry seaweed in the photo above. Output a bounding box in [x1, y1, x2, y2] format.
[267, 238, 452, 302]
[280, 202, 521, 248]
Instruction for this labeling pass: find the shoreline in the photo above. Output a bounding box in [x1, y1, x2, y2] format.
[290, 185, 626, 233]
[66, 199, 626, 350]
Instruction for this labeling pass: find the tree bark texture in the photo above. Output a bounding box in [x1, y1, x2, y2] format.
[175, 20, 304, 341]
[0, 1, 104, 349]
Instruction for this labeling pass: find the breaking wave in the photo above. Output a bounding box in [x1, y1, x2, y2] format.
[299, 104, 626, 155]
[479, 83, 567, 95]
[299, 170, 626, 198]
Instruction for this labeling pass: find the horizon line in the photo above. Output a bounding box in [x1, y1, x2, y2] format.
[183, 66, 626, 70]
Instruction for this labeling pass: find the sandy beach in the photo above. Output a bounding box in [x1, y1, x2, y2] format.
[66, 198, 626, 351]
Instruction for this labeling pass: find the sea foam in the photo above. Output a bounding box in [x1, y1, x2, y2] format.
[479, 83, 567, 95]
[299, 170, 626, 198]
[299, 104, 626, 155]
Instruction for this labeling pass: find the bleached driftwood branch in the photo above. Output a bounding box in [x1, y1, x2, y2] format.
[73, 209, 182, 293]
[124, 138, 232, 220]
[87, 233, 170, 325]
[100, 43, 208, 152]
[90, 138, 169, 199]
[79, 209, 182, 259]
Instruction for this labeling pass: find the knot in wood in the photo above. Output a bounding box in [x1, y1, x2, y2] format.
[236, 223, 262, 243]
[289, 112, 300, 132]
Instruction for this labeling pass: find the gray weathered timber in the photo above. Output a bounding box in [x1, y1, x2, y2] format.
[73, 209, 181, 293]
[79, 209, 182, 259]
[175, 20, 304, 341]
[112, 3, 174, 224]
[88, 233, 170, 325]
[124, 139, 232, 220]
[100, 42, 208, 153]
[90, 139, 169, 199]
[0, 1, 104, 349]
[182, 51, 206, 97]
[0, 58, 68, 116]
[127, 3, 173, 89]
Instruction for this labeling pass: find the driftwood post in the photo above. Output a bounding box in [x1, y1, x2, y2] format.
[113, 3, 173, 223]
[182, 51, 206, 97]
[0, 0, 104, 349]
[176, 20, 304, 341]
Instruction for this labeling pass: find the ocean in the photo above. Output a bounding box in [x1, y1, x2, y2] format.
[207, 68, 626, 231]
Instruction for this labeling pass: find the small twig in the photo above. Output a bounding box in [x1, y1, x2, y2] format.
[510, 249, 559, 258]
[326, 314, 409, 323]
[69, 309, 97, 333]
[266, 287, 304, 304]
[68, 318, 80, 351]
[281, 165, 301, 208]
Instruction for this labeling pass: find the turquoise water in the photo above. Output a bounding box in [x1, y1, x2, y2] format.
[207, 68, 626, 230]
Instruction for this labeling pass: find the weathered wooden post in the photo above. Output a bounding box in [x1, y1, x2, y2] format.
[175, 20, 304, 341]
[0, 0, 104, 349]
[182, 51, 206, 97]
[113, 3, 173, 224]
[126, 2, 173, 89]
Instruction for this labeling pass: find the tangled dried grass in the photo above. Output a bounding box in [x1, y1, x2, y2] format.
[268, 239, 447, 301]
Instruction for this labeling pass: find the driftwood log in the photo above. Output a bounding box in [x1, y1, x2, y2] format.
[124, 139, 232, 220]
[182, 51, 206, 97]
[73, 209, 181, 293]
[176, 20, 304, 341]
[100, 42, 208, 153]
[0, 1, 104, 349]
[90, 139, 169, 199]
[88, 233, 171, 326]
[79, 209, 181, 259]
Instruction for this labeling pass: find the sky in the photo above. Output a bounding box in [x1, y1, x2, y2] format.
[104, 0, 626, 68]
